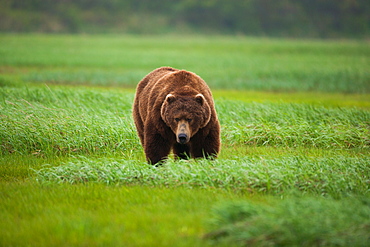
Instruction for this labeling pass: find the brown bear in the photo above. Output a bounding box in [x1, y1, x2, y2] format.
[133, 67, 220, 165]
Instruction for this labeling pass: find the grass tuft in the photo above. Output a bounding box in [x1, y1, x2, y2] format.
[35, 156, 370, 198]
[206, 197, 370, 246]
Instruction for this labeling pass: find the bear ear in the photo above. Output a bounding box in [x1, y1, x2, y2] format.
[195, 94, 205, 105]
[165, 94, 176, 103]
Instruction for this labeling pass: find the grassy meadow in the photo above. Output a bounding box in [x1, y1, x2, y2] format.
[1, 34, 369, 246]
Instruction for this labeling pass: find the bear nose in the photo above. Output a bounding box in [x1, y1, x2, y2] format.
[178, 133, 188, 144]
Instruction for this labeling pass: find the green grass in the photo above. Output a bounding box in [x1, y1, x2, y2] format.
[1, 34, 370, 246]
[1, 86, 369, 156]
[0, 34, 369, 93]
[0, 182, 241, 247]
[206, 196, 370, 246]
[1, 84, 369, 246]
[0, 86, 137, 156]
[35, 156, 369, 197]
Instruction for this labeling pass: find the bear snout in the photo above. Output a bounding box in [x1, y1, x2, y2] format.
[176, 122, 190, 144]
[177, 133, 188, 144]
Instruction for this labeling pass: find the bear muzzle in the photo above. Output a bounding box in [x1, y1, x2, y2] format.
[176, 122, 191, 144]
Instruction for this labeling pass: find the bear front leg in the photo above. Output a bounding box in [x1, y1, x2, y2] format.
[173, 143, 191, 160]
[144, 132, 171, 165]
[191, 129, 220, 159]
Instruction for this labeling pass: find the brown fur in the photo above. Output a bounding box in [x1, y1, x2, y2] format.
[133, 67, 221, 164]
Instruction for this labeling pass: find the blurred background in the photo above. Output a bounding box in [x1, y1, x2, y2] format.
[1, 0, 369, 39]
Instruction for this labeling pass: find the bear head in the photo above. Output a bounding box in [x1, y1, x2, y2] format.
[161, 93, 211, 144]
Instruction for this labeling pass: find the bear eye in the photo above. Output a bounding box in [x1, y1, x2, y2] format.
[186, 118, 192, 122]
[175, 118, 180, 122]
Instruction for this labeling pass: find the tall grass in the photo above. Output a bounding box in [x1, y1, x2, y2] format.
[0, 86, 138, 156]
[35, 155, 370, 197]
[1, 86, 369, 156]
[2, 84, 368, 198]
[220, 100, 370, 149]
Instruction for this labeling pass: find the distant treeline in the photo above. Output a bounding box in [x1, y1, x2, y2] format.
[1, 0, 369, 38]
